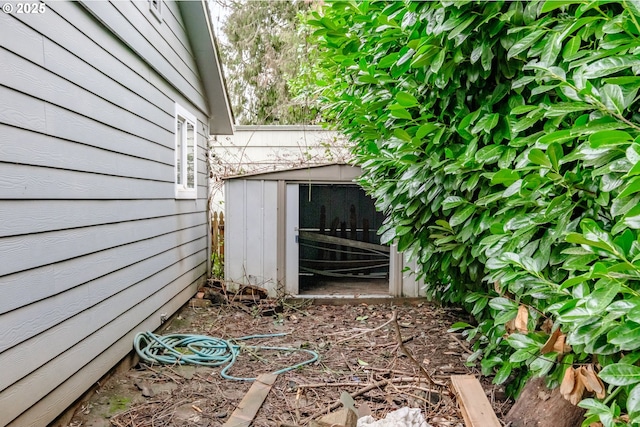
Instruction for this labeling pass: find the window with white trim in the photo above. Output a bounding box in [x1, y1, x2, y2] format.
[175, 104, 197, 199]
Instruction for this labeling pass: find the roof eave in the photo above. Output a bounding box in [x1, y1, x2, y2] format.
[179, 0, 235, 135]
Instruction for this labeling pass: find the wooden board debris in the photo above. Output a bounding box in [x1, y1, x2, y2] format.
[451, 375, 501, 427]
[299, 231, 390, 253]
[223, 373, 278, 427]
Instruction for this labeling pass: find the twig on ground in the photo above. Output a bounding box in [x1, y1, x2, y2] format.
[388, 382, 433, 405]
[374, 334, 414, 348]
[303, 377, 394, 423]
[335, 316, 395, 344]
[297, 381, 371, 388]
[449, 331, 473, 354]
[391, 310, 440, 387]
[366, 366, 416, 376]
[297, 377, 430, 389]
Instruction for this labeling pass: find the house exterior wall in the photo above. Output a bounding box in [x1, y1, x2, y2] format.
[0, 1, 218, 425]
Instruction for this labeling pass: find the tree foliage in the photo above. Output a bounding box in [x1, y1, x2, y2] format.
[218, 0, 318, 125]
[308, 1, 640, 424]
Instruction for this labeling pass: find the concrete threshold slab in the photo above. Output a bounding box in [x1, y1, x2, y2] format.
[288, 295, 427, 306]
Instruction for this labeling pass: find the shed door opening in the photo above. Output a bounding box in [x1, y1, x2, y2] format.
[298, 184, 388, 295]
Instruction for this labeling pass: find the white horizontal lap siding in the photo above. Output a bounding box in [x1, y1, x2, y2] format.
[8, 280, 197, 427]
[0, 256, 207, 427]
[214, 128, 344, 173]
[0, 1, 212, 425]
[161, 0, 191, 49]
[0, 47, 171, 146]
[0, 199, 206, 238]
[0, 220, 207, 315]
[0, 125, 171, 182]
[127, 0, 199, 79]
[0, 237, 207, 390]
[79, 0, 207, 114]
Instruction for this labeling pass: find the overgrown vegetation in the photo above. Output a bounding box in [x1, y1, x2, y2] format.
[307, 1, 640, 424]
[217, 0, 319, 125]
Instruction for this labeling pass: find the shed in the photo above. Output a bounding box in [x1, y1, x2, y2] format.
[0, 1, 233, 425]
[224, 164, 424, 298]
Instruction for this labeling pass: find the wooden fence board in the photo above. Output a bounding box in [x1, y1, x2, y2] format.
[212, 211, 224, 264]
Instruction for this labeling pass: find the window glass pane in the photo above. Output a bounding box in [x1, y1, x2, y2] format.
[186, 122, 195, 189]
[176, 120, 183, 185]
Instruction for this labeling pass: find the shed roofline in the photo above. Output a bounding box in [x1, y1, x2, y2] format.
[223, 163, 362, 181]
[233, 125, 331, 132]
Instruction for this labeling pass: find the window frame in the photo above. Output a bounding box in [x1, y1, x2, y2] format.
[174, 103, 198, 199]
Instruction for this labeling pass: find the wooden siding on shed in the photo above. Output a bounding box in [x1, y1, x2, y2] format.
[225, 180, 279, 295]
[0, 1, 215, 425]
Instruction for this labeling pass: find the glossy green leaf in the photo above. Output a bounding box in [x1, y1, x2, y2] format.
[493, 362, 513, 384]
[390, 108, 413, 120]
[540, 0, 583, 13]
[628, 384, 640, 418]
[416, 123, 438, 139]
[563, 35, 582, 59]
[489, 297, 518, 312]
[396, 91, 419, 108]
[475, 144, 504, 163]
[608, 320, 640, 350]
[585, 281, 621, 315]
[506, 333, 540, 350]
[529, 149, 552, 167]
[583, 56, 640, 79]
[450, 204, 476, 227]
[442, 196, 467, 210]
[491, 169, 520, 186]
[566, 233, 612, 253]
[589, 130, 634, 147]
[547, 143, 563, 171]
[507, 30, 546, 59]
[599, 363, 640, 386]
[618, 176, 640, 198]
[393, 128, 412, 142]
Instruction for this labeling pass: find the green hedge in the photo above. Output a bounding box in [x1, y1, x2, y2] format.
[307, 1, 640, 425]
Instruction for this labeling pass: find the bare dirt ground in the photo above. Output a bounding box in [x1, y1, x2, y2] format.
[68, 298, 512, 427]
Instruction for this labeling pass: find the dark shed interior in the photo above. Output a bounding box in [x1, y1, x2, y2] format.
[298, 184, 389, 295]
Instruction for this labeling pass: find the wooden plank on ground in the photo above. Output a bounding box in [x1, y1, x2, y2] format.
[451, 375, 501, 427]
[223, 373, 278, 427]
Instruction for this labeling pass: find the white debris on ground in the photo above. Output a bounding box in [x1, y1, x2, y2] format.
[357, 407, 432, 427]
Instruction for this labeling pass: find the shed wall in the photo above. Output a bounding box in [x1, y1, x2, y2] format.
[225, 179, 280, 295]
[223, 166, 426, 299]
[0, 2, 213, 425]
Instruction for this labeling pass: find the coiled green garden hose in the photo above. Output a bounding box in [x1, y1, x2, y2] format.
[133, 331, 319, 381]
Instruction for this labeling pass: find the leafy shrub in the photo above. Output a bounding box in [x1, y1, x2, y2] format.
[307, 0, 640, 424]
